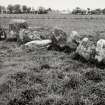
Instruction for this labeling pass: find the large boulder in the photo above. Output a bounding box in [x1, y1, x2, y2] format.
[9, 19, 28, 30]
[0, 26, 7, 40]
[66, 31, 81, 51]
[50, 28, 67, 47]
[18, 29, 41, 44]
[18, 27, 67, 47]
[76, 37, 96, 61]
[8, 19, 28, 40]
[22, 39, 52, 51]
[67, 31, 81, 44]
[95, 39, 105, 62]
[24, 39, 52, 47]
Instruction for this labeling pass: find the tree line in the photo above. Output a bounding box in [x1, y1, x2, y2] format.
[0, 4, 52, 14]
[0, 5, 105, 15]
[72, 7, 105, 15]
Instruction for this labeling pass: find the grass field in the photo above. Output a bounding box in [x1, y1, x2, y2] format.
[1, 14, 105, 35]
[0, 14, 105, 105]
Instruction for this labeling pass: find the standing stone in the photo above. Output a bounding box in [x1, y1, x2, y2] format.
[95, 39, 105, 62]
[76, 38, 96, 61]
[66, 31, 81, 51]
[9, 19, 28, 40]
[67, 31, 81, 44]
[50, 28, 67, 47]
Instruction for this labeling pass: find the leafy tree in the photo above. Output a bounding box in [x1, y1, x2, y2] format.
[0, 6, 6, 14]
[2, 6, 6, 13]
[87, 8, 91, 14]
[7, 5, 14, 13]
[37, 6, 47, 14]
[102, 8, 105, 14]
[0, 6, 2, 13]
[81, 10, 86, 15]
[72, 7, 82, 15]
[87, 8, 90, 11]
[95, 8, 102, 15]
[22, 5, 27, 13]
[13, 4, 21, 14]
[47, 8, 52, 12]
[91, 8, 102, 15]
[27, 7, 31, 13]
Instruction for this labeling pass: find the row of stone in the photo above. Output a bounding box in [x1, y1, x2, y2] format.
[76, 38, 105, 63]
[17, 27, 105, 63]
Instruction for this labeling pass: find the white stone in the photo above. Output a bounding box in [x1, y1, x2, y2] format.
[67, 31, 80, 44]
[25, 40, 52, 46]
[95, 39, 105, 62]
[76, 37, 96, 60]
[24, 39, 52, 50]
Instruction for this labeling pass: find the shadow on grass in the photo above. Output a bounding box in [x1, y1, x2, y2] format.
[47, 44, 76, 54]
[72, 53, 105, 69]
[6, 38, 17, 42]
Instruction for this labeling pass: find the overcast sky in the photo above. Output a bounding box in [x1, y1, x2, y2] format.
[0, 0, 105, 10]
